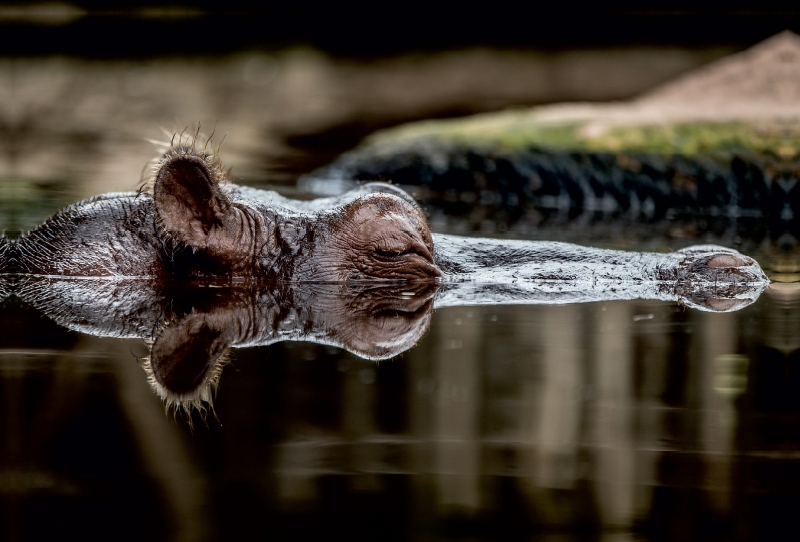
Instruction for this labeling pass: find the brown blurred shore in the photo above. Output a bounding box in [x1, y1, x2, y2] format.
[0, 45, 735, 232]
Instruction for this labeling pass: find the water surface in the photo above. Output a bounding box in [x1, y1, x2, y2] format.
[2, 52, 799, 542]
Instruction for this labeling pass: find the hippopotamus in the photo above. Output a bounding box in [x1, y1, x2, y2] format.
[7, 143, 768, 308]
[0, 140, 771, 409]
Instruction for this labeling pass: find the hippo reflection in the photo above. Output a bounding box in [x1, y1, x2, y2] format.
[12, 272, 767, 409]
[15, 278, 436, 407]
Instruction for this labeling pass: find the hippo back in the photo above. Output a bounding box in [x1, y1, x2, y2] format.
[15, 192, 166, 278]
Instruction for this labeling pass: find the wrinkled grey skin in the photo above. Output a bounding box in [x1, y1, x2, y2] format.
[0, 237, 10, 299]
[2, 144, 769, 315]
[7, 151, 441, 282]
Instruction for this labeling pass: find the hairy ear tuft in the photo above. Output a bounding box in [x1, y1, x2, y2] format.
[152, 151, 232, 247]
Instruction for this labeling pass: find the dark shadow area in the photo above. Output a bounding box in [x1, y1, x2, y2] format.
[4, 3, 800, 58]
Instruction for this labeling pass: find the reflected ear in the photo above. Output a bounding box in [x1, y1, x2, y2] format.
[149, 315, 231, 402]
[153, 155, 232, 247]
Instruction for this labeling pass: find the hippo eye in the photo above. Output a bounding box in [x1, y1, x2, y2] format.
[373, 237, 414, 258]
[374, 248, 411, 258]
[374, 245, 431, 260]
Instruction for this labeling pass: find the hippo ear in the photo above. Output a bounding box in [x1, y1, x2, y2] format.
[144, 285, 243, 406]
[147, 313, 232, 405]
[153, 156, 232, 247]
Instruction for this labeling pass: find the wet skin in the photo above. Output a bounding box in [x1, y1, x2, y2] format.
[8, 146, 440, 282]
[3, 144, 768, 308]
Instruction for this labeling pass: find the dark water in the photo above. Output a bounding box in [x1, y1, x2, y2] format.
[2, 54, 800, 542]
[2, 210, 798, 542]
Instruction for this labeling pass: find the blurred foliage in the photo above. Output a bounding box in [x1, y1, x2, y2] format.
[372, 119, 800, 158]
[531, 122, 800, 156]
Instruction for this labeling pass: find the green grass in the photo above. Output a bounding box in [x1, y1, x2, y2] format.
[377, 118, 800, 157]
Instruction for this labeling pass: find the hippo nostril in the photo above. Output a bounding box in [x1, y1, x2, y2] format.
[707, 254, 749, 268]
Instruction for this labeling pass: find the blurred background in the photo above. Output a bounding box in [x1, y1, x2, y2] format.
[3, 3, 800, 541]
[5, 1, 800, 231]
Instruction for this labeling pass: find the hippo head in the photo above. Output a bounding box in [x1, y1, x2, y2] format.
[151, 147, 441, 281]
